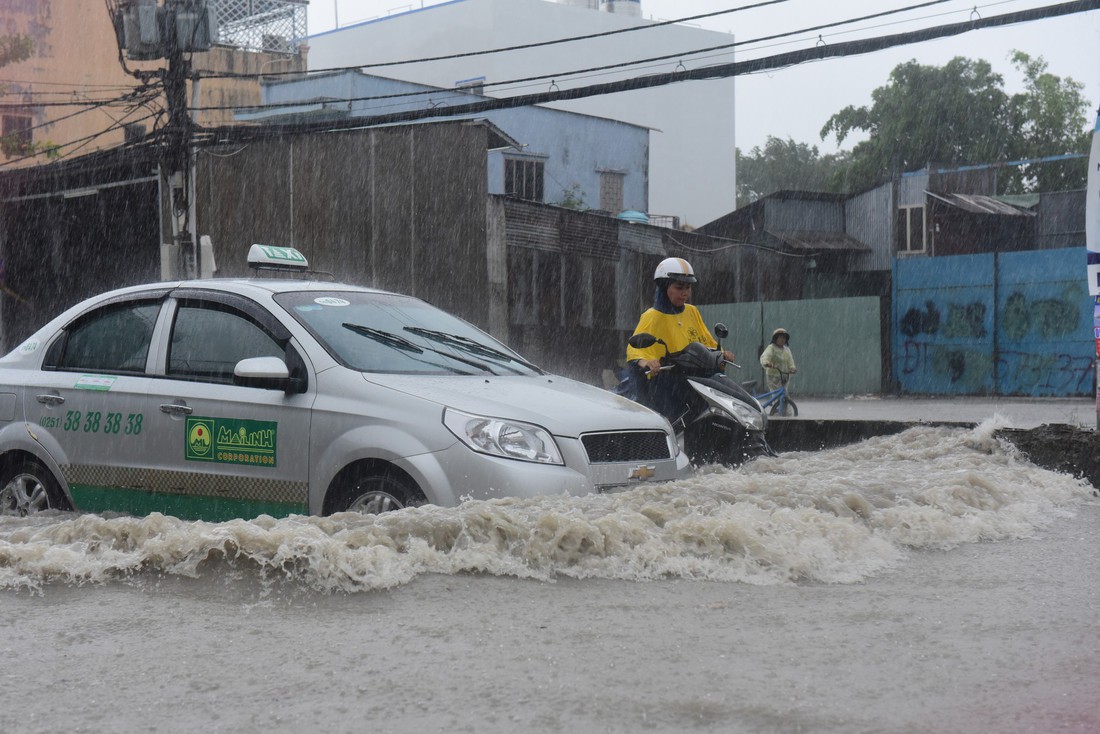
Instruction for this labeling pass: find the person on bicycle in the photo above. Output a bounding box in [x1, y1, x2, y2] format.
[759, 327, 797, 392]
[626, 257, 734, 417]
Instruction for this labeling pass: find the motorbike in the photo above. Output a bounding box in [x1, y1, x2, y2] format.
[617, 323, 775, 467]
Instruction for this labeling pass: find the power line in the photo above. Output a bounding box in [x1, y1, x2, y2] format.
[1, 87, 163, 139]
[190, 0, 959, 113]
[192, 0, 1099, 126]
[199, 0, 798, 81]
[0, 105, 162, 169]
[0, 94, 158, 109]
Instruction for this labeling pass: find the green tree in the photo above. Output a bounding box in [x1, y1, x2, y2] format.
[819, 54, 1090, 194]
[1003, 51, 1089, 193]
[821, 57, 1013, 192]
[735, 136, 848, 207]
[555, 183, 588, 211]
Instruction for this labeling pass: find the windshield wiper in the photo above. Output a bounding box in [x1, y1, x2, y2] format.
[342, 323, 495, 374]
[344, 323, 423, 353]
[403, 327, 542, 374]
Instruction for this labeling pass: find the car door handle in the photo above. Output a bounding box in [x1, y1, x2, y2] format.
[36, 393, 65, 406]
[160, 403, 193, 416]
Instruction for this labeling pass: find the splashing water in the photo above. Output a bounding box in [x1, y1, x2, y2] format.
[0, 425, 1089, 593]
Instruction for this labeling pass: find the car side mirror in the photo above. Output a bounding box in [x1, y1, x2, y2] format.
[713, 323, 729, 340]
[628, 333, 659, 349]
[234, 356, 294, 391]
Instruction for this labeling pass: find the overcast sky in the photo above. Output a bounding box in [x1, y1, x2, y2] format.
[306, 0, 1100, 154]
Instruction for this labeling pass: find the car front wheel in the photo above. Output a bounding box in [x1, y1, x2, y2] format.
[331, 471, 427, 515]
[0, 459, 66, 516]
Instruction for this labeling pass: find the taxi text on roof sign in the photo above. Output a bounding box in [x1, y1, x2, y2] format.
[247, 244, 309, 271]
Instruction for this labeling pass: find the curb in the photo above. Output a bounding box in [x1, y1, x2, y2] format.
[765, 418, 974, 453]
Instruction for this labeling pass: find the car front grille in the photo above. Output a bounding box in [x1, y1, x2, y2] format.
[581, 430, 671, 464]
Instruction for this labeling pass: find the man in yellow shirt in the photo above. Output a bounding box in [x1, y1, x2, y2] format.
[625, 257, 734, 418]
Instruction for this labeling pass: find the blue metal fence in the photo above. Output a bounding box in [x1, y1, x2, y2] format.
[893, 249, 1093, 396]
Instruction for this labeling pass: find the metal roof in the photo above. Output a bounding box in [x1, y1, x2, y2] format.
[925, 192, 1037, 216]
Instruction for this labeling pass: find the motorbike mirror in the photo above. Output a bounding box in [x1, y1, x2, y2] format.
[713, 323, 729, 340]
[628, 333, 659, 349]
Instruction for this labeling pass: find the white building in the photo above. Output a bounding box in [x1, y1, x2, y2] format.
[307, 0, 737, 227]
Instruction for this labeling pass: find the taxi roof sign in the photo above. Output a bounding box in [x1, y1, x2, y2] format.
[247, 244, 309, 271]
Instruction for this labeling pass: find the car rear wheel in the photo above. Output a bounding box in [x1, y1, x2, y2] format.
[331, 470, 427, 515]
[0, 459, 66, 516]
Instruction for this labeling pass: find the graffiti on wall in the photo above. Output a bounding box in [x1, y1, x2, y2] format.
[1001, 288, 1080, 340]
[897, 286, 1091, 394]
[997, 350, 1094, 393]
[900, 300, 988, 340]
[899, 341, 992, 389]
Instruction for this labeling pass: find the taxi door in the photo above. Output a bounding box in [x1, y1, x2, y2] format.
[26, 296, 163, 513]
[138, 292, 314, 521]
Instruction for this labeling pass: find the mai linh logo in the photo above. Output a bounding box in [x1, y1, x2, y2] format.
[185, 416, 278, 467]
[186, 418, 215, 459]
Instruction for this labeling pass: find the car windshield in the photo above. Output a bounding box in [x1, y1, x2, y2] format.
[275, 291, 541, 376]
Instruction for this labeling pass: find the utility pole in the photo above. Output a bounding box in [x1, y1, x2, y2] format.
[113, 0, 214, 279]
[164, 30, 195, 278]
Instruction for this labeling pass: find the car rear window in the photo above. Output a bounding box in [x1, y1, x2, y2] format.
[51, 301, 160, 373]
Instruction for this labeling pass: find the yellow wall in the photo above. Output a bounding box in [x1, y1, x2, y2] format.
[1, 1, 305, 167]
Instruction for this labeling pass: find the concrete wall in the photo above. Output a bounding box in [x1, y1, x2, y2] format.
[194, 122, 492, 330]
[0, 170, 161, 350]
[893, 249, 1093, 396]
[699, 297, 883, 396]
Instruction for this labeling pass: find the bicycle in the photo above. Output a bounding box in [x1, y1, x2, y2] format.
[746, 371, 798, 417]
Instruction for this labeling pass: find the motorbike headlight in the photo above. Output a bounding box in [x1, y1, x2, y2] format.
[725, 400, 766, 431]
[692, 384, 766, 431]
[443, 408, 564, 465]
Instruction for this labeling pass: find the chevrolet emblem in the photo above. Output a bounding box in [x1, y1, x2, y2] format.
[628, 465, 657, 481]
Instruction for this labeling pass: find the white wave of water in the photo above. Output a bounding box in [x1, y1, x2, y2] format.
[0, 423, 1091, 593]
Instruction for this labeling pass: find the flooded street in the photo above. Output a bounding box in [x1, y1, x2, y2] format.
[1, 423, 1097, 733]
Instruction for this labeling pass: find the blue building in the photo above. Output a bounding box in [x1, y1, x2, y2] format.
[236, 70, 651, 216]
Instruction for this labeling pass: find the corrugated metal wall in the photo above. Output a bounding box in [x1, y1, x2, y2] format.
[846, 183, 894, 272]
[893, 248, 1094, 396]
[698, 297, 883, 396]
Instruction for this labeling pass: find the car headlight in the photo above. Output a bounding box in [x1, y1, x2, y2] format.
[443, 408, 564, 465]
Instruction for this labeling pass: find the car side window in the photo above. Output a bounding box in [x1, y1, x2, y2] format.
[168, 304, 285, 383]
[49, 301, 160, 373]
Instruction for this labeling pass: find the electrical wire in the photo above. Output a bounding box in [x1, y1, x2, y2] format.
[666, 231, 812, 257]
[191, 0, 1100, 142]
[12, 0, 1095, 172]
[199, 0, 797, 80]
[0, 94, 156, 109]
[0, 102, 163, 169]
[2, 86, 163, 140]
[189, 0, 960, 113]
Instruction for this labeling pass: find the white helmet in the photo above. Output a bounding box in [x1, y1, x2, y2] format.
[654, 257, 697, 284]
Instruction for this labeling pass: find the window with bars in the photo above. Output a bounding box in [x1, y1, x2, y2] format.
[1, 114, 33, 154]
[599, 171, 624, 213]
[504, 158, 545, 202]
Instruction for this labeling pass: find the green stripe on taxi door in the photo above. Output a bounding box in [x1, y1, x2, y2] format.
[69, 485, 308, 522]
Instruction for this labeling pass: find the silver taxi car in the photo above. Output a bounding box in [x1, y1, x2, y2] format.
[0, 246, 688, 521]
